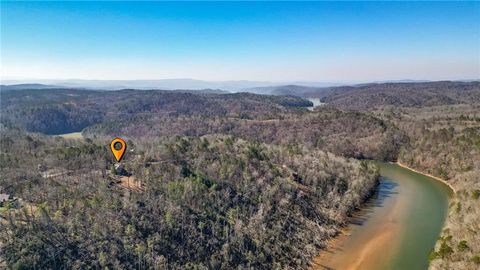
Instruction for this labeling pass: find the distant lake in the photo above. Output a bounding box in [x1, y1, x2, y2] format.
[307, 98, 324, 111]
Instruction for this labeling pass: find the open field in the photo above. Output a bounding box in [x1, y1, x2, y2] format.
[57, 132, 83, 139]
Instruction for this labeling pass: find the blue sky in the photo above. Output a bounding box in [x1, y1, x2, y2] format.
[1, 1, 479, 82]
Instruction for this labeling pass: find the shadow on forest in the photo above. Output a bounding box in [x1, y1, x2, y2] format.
[350, 177, 398, 226]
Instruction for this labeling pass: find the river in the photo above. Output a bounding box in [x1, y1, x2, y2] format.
[311, 162, 452, 270]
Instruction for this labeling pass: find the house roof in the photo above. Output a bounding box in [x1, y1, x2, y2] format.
[0, 194, 10, 202]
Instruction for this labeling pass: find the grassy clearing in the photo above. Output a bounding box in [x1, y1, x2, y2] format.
[57, 132, 83, 139]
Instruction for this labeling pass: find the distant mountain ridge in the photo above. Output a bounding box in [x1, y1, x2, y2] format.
[0, 83, 62, 91]
[246, 81, 480, 107]
[319, 81, 480, 109]
[245, 84, 338, 97]
[2, 80, 479, 108]
[1, 79, 345, 91]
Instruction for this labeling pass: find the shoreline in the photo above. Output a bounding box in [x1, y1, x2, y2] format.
[309, 174, 394, 270]
[394, 161, 456, 194]
[309, 161, 455, 269]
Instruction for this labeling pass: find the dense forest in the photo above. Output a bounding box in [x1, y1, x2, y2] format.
[0, 129, 378, 269]
[0, 89, 405, 161]
[370, 105, 480, 270]
[1, 81, 479, 269]
[321, 81, 480, 109]
[245, 81, 480, 109]
[84, 107, 405, 161]
[0, 89, 312, 134]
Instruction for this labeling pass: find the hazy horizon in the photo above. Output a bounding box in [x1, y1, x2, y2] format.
[1, 1, 479, 81]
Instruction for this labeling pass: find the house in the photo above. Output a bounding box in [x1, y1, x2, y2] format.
[114, 163, 130, 176]
[0, 193, 16, 207]
[37, 164, 47, 172]
[0, 194, 10, 203]
[292, 172, 304, 184]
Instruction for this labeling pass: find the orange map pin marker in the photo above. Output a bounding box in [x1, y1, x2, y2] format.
[110, 138, 127, 162]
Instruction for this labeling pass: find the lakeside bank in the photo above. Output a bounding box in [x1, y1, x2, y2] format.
[310, 162, 452, 270]
[395, 161, 456, 193]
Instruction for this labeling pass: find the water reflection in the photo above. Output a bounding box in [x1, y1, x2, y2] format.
[307, 98, 324, 111]
[371, 177, 399, 207]
[350, 177, 399, 226]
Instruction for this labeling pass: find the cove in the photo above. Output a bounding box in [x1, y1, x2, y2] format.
[311, 162, 452, 270]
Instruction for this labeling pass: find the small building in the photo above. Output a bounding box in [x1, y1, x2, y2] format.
[292, 172, 304, 184]
[0, 194, 10, 203]
[114, 163, 130, 176]
[0, 193, 17, 207]
[37, 164, 47, 172]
